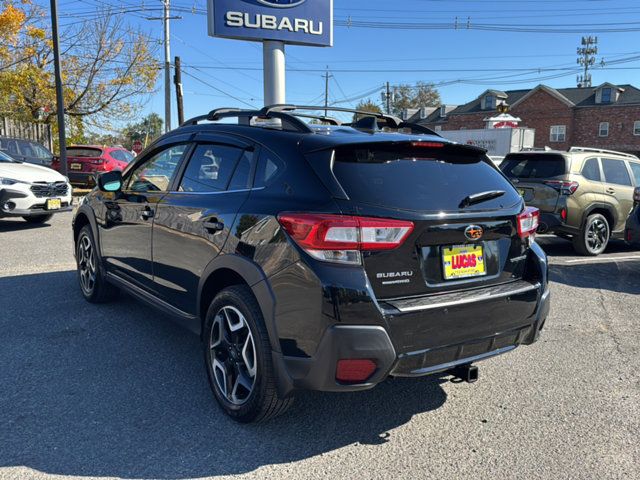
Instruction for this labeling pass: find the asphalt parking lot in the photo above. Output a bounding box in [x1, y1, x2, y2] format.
[1, 212, 638, 480]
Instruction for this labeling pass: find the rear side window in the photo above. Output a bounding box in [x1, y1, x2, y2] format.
[110, 150, 134, 163]
[67, 147, 103, 157]
[254, 149, 285, 188]
[501, 153, 567, 179]
[332, 144, 520, 212]
[581, 158, 601, 181]
[179, 144, 244, 193]
[18, 140, 36, 157]
[602, 158, 632, 187]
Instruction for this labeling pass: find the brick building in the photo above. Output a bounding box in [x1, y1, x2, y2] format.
[413, 83, 640, 156]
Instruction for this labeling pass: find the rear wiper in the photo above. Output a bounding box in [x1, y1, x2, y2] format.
[459, 190, 505, 208]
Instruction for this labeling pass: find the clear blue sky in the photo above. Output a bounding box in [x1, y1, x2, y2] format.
[56, 0, 640, 126]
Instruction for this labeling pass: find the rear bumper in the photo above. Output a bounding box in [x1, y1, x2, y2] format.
[625, 207, 640, 244]
[279, 280, 550, 393]
[68, 172, 95, 187]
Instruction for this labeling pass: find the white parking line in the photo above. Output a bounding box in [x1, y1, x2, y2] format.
[562, 255, 640, 264]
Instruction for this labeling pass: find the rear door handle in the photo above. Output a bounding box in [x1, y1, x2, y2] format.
[203, 219, 224, 233]
[606, 187, 616, 194]
[140, 207, 154, 220]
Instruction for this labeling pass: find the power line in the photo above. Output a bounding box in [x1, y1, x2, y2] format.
[181, 70, 257, 109]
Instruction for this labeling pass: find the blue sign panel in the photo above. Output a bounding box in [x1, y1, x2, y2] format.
[208, 0, 333, 47]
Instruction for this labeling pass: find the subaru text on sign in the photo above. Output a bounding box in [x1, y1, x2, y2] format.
[208, 0, 333, 47]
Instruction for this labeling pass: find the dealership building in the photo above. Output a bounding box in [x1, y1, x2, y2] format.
[411, 83, 640, 156]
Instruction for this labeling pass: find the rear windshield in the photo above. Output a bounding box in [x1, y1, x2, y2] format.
[500, 153, 567, 179]
[332, 144, 520, 212]
[67, 147, 103, 158]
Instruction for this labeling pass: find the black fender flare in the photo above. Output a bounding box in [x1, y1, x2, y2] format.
[73, 204, 102, 257]
[581, 202, 618, 230]
[197, 254, 280, 353]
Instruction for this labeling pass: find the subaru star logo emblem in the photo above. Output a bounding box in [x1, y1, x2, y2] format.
[256, 0, 306, 8]
[465, 225, 484, 241]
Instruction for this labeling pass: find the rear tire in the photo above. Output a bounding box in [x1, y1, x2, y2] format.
[75, 225, 119, 303]
[23, 214, 53, 224]
[573, 214, 610, 256]
[204, 285, 293, 423]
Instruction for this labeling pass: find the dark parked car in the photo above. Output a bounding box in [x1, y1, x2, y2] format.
[72, 105, 550, 423]
[0, 136, 54, 167]
[625, 187, 640, 246]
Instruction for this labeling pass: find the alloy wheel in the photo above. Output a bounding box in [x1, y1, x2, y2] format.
[586, 218, 609, 253]
[78, 234, 97, 295]
[209, 306, 257, 405]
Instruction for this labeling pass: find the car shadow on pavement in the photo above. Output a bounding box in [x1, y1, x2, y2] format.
[549, 261, 640, 295]
[0, 219, 52, 232]
[536, 237, 637, 257]
[0, 270, 448, 479]
[536, 238, 640, 295]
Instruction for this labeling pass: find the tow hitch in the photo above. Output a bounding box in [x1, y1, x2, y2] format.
[450, 364, 479, 383]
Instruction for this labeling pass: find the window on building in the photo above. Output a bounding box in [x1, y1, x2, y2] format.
[633, 121, 640, 136]
[601, 87, 612, 103]
[599, 122, 609, 137]
[549, 125, 566, 143]
[484, 95, 495, 110]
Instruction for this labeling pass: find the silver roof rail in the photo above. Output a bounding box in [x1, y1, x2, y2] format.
[569, 146, 638, 159]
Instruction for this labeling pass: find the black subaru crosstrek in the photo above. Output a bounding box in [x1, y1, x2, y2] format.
[72, 105, 550, 422]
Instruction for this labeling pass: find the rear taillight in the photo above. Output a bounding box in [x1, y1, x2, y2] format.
[336, 359, 377, 383]
[517, 207, 540, 239]
[277, 213, 414, 265]
[544, 180, 579, 195]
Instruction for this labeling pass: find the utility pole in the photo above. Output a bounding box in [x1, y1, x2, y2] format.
[49, 0, 67, 176]
[577, 36, 598, 88]
[323, 67, 331, 117]
[385, 81, 391, 114]
[147, 2, 181, 132]
[174, 56, 184, 126]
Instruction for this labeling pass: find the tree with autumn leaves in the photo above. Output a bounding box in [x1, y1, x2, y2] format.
[0, 0, 160, 143]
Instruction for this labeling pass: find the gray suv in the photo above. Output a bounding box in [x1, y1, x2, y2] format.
[0, 137, 54, 167]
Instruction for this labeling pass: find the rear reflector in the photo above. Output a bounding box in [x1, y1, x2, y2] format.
[336, 359, 377, 383]
[277, 213, 414, 264]
[560, 208, 567, 221]
[517, 206, 540, 239]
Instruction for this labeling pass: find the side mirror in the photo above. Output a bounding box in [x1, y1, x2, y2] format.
[97, 170, 123, 192]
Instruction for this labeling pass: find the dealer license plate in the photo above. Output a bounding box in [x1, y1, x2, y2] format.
[46, 198, 61, 210]
[442, 244, 486, 280]
[70, 163, 82, 170]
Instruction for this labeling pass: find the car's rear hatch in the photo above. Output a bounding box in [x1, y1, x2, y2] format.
[306, 140, 528, 300]
[500, 152, 569, 213]
[66, 147, 104, 173]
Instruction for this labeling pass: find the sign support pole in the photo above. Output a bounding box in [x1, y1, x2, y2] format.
[263, 40, 286, 107]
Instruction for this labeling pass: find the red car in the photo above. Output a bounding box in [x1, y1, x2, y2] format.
[52, 145, 135, 187]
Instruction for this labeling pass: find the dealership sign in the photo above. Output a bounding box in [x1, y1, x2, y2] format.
[208, 0, 333, 47]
